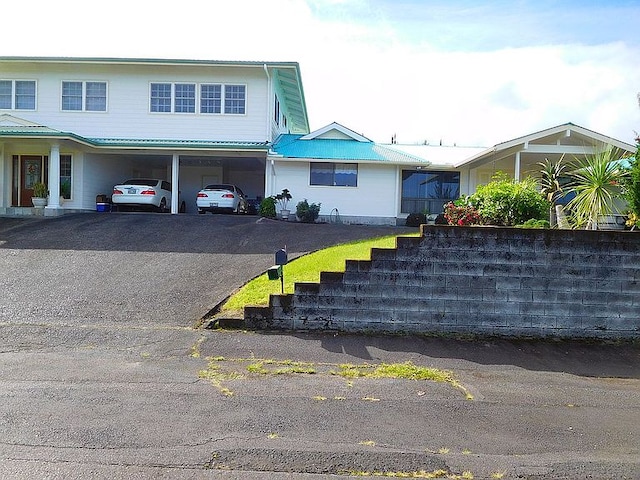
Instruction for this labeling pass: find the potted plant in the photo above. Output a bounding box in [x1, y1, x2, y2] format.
[274, 188, 292, 220]
[31, 182, 48, 208]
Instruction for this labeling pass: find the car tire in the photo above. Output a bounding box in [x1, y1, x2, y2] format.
[158, 198, 167, 213]
[198, 208, 205, 214]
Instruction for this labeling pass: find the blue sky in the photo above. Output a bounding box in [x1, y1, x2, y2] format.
[2, 0, 639, 146]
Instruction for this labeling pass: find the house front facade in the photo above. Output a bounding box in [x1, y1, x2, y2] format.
[0, 57, 308, 215]
[1, 56, 635, 225]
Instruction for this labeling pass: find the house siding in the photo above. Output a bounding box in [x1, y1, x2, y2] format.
[270, 160, 399, 223]
[2, 62, 271, 143]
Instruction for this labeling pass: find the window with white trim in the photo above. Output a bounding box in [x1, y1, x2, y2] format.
[150, 83, 172, 112]
[62, 81, 107, 111]
[152, 82, 246, 114]
[310, 162, 358, 187]
[224, 84, 246, 114]
[174, 83, 196, 113]
[60, 155, 72, 200]
[0, 80, 36, 110]
[200, 84, 222, 113]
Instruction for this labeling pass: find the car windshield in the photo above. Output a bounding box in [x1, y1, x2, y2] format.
[204, 184, 233, 191]
[123, 179, 158, 186]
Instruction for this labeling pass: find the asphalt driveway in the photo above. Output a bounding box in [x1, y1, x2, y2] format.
[1, 213, 639, 479]
[0, 213, 411, 327]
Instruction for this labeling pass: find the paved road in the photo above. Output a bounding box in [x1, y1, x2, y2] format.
[1, 214, 639, 479]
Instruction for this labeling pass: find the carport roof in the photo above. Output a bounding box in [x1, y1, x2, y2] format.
[0, 121, 270, 152]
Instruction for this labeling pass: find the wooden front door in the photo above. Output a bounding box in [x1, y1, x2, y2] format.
[20, 156, 45, 206]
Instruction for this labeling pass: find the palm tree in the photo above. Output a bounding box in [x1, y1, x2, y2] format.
[566, 146, 627, 229]
[538, 155, 566, 227]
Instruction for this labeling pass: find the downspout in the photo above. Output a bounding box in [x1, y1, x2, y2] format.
[264, 64, 274, 198]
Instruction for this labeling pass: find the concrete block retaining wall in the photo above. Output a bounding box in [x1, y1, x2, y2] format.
[244, 225, 640, 338]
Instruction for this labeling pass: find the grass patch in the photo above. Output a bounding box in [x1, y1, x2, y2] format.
[222, 233, 417, 311]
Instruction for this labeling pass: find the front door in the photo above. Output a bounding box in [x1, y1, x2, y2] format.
[20, 156, 46, 206]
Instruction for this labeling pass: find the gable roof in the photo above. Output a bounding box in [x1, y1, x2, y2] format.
[300, 122, 371, 142]
[456, 122, 636, 168]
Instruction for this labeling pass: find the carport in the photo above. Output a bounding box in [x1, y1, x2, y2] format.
[0, 121, 270, 215]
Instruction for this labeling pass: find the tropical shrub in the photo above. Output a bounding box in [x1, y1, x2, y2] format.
[516, 219, 551, 229]
[443, 201, 482, 226]
[295, 199, 321, 223]
[405, 212, 427, 227]
[566, 146, 627, 229]
[259, 196, 277, 218]
[621, 136, 640, 228]
[468, 172, 550, 226]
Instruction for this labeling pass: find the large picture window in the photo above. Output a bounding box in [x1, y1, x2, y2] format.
[62, 81, 107, 111]
[310, 162, 358, 187]
[401, 170, 460, 214]
[0, 80, 36, 110]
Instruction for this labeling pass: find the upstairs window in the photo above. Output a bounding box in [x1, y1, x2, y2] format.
[200, 84, 222, 113]
[151, 82, 246, 114]
[0, 80, 36, 110]
[310, 162, 358, 187]
[174, 83, 196, 113]
[62, 81, 107, 111]
[224, 84, 246, 114]
[150, 83, 172, 112]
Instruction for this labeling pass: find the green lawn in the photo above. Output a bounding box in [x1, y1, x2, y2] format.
[222, 233, 419, 312]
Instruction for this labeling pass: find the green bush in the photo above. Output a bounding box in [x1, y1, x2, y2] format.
[295, 199, 321, 223]
[516, 219, 551, 229]
[259, 196, 277, 218]
[622, 137, 640, 226]
[468, 172, 550, 226]
[405, 212, 426, 227]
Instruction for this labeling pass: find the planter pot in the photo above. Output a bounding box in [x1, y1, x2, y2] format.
[280, 209, 290, 220]
[31, 197, 47, 208]
[597, 214, 625, 230]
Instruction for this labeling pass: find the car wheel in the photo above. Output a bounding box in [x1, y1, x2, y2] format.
[198, 208, 205, 215]
[158, 198, 167, 213]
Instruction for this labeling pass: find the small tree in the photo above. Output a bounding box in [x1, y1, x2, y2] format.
[258, 196, 277, 218]
[621, 135, 640, 228]
[538, 155, 567, 226]
[274, 188, 292, 212]
[566, 146, 627, 229]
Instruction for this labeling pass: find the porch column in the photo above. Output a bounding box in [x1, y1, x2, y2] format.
[514, 151, 521, 182]
[171, 154, 179, 214]
[0, 143, 4, 208]
[46, 143, 61, 209]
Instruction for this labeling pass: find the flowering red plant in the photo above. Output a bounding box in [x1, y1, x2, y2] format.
[443, 202, 482, 226]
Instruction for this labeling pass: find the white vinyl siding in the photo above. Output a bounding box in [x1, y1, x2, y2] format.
[0, 80, 36, 110]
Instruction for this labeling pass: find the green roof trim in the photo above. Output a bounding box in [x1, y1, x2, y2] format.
[0, 126, 270, 151]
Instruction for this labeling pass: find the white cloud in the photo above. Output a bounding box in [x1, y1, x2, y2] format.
[2, 0, 638, 147]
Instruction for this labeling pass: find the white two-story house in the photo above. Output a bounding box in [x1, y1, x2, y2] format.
[0, 56, 309, 214]
[1, 56, 635, 224]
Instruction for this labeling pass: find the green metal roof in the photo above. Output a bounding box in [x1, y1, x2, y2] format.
[0, 125, 270, 151]
[272, 134, 428, 164]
